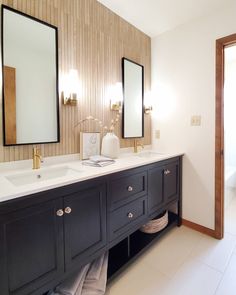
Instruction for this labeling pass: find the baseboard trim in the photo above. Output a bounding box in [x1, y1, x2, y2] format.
[182, 219, 216, 238]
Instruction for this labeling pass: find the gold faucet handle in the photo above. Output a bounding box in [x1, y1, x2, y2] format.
[139, 141, 144, 149]
[33, 147, 39, 156]
[134, 139, 144, 153]
[37, 149, 43, 162]
[32, 147, 43, 169]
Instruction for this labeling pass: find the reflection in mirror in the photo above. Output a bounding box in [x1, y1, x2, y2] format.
[122, 58, 144, 138]
[2, 5, 59, 146]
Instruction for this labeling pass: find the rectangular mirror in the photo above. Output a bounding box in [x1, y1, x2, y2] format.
[122, 57, 144, 138]
[1, 5, 59, 146]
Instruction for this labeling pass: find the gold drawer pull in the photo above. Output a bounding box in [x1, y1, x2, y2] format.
[127, 186, 133, 192]
[64, 207, 72, 214]
[127, 212, 134, 219]
[56, 209, 64, 217]
[164, 169, 171, 175]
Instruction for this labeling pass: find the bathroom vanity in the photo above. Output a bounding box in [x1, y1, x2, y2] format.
[0, 5, 181, 295]
[0, 152, 182, 295]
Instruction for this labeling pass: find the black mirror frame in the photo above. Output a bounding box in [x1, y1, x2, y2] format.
[1, 4, 60, 146]
[122, 57, 144, 139]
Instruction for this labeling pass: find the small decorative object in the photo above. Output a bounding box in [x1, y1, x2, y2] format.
[101, 132, 120, 159]
[140, 211, 168, 234]
[75, 112, 121, 159]
[80, 132, 100, 160]
[75, 112, 120, 133]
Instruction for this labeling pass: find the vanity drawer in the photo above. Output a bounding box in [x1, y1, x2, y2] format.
[109, 196, 147, 241]
[108, 170, 147, 209]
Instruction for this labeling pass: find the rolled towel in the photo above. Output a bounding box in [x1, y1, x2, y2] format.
[82, 252, 108, 295]
[55, 264, 90, 295]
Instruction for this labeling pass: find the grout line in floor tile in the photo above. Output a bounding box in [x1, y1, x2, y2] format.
[213, 266, 227, 295]
[158, 235, 205, 280]
[212, 240, 236, 294]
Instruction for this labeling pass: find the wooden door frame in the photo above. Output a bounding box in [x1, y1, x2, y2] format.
[215, 34, 236, 239]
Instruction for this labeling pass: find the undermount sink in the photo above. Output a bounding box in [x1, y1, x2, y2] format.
[137, 151, 164, 158]
[5, 166, 83, 187]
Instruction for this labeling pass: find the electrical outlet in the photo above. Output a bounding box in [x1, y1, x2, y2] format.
[191, 115, 201, 126]
[196, 116, 201, 126]
[155, 130, 160, 139]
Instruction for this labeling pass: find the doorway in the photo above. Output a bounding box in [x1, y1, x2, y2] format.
[215, 34, 236, 239]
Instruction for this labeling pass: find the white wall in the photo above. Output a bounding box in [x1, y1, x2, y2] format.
[151, 2, 236, 229]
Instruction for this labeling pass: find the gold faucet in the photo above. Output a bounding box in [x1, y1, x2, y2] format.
[32, 147, 42, 169]
[134, 139, 144, 153]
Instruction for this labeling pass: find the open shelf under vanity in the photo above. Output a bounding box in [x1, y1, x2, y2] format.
[107, 211, 179, 281]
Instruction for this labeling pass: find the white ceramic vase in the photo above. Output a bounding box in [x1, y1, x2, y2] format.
[101, 132, 120, 159]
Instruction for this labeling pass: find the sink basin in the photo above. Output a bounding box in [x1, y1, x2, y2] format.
[5, 166, 83, 186]
[137, 151, 164, 158]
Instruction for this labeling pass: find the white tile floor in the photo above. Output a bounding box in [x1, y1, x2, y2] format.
[105, 197, 236, 295]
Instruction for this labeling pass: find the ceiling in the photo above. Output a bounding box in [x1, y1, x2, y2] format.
[97, 0, 234, 37]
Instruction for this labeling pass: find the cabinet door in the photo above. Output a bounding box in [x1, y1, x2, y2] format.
[148, 165, 164, 216]
[0, 199, 64, 295]
[163, 161, 179, 203]
[64, 184, 106, 272]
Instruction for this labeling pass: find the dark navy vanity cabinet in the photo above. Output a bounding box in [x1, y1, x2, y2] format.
[148, 158, 180, 218]
[0, 198, 64, 295]
[0, 156, 182, 295]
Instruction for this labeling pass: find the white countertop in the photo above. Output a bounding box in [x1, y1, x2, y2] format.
[0, 149, 183, 203]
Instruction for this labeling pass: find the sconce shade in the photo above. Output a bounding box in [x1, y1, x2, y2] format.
[62, 69, 79, 106]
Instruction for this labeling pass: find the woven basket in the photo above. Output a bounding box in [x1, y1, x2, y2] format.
[140, 211, 168, 234]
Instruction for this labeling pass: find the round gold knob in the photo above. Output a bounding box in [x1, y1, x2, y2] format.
[56, 209, 64, 217]
[64, 207, 72, 214]
[127, 212, 134, 219]
[127, 186, 133, 192]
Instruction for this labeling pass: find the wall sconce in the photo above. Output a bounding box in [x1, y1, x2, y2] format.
[144, 91, 153, 114]
[111, 101, 122, 111]
[144, 105, 153, 114]
[109, 82, 123, 111]
[62, 69, 79, 106]
[62, 91, 77, 106]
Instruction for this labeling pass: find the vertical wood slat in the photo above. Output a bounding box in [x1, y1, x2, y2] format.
[0, 0, 151, 162]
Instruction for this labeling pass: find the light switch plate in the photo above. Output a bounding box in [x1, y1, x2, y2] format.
[155, 130, 160, 139]
[191, 115, 201, 126]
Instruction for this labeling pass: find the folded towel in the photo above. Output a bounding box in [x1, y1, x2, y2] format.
[55, 264, 90, 295]
[82, 252, 108, 295]
[82, 155, 115, 167]
[75, 266, 89, 295]
[51, 253, 108, 295]
[82, 160, 114, 167]
[85, 254, 105, 281]
[89, 155, 114, 163]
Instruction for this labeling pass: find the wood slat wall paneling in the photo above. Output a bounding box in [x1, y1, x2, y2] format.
[0, 0, 151, 162]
